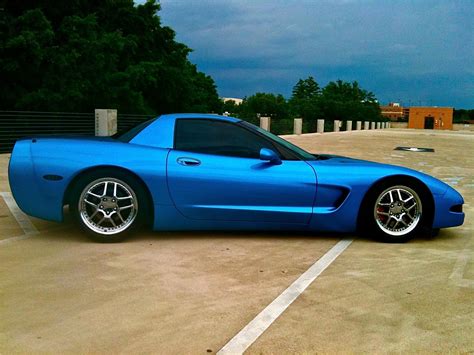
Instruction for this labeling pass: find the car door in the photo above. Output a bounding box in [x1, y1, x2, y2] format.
[166, 119, 316, 224]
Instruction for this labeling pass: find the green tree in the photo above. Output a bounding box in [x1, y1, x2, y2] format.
[234, 93, 291, 133]
[0, 0, 220, 114]
[289, 76, 322, 120]
[453, 109, 474, 123]
[291, 76, 320, 100]
[320, 80, 382, 122]
[222, 100, 241, 116]
[239, 93, 290, 121]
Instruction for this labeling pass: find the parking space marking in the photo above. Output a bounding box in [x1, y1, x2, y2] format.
[217, 238, 353, 355]
[0, 233, 38, 245]
[0, 192, 38, 238]
[449, 242, 474, 288]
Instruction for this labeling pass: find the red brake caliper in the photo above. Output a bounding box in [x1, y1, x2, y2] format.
[377, 207, 387, 222]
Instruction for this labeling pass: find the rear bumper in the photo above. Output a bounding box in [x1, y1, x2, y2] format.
[9, 140, 63, 222]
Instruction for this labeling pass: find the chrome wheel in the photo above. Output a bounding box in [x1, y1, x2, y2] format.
[374, 185, 422, 236]
[79, 178, 138, 235]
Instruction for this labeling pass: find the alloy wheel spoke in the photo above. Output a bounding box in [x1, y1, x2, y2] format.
[84, 199, 97, 208]
[120, 205, 133, 211]
[90, 209, 100, 219]
[87, 191, 101, 198]
[116, 211, 124, 223]
[117, 196, 133, 200]
[97, 215, 106, 225]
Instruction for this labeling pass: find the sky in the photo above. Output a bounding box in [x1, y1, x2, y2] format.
[157, 0, 474, 108]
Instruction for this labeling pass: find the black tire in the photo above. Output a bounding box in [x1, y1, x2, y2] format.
[362, 179, 428, 243]
[70, 169, 148, 242]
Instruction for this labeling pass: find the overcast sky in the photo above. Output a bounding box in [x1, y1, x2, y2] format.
[157, 0, 473, 108]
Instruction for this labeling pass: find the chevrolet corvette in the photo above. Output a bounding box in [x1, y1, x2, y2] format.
[9, 113, 464, 242]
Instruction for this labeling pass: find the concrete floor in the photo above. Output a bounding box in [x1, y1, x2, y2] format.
[0, 129, 472, 353]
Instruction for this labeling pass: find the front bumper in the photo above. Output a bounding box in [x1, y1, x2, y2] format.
[432, 186, 465, 229]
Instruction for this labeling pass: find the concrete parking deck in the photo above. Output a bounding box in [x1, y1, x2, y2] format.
[0, 129, 472, 353]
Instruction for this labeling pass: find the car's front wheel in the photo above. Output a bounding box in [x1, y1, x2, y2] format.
[71, 170, 146, 242]
[369, 183, 424, 242]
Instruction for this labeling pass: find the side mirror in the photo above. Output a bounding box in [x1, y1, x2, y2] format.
[260, 148, 282, 165]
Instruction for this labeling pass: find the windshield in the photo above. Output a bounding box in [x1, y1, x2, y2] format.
[238, 121, 316, 161]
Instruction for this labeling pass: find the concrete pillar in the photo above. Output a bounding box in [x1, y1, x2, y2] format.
[346, 120, 352, 131]
[334, 120, 340, 132]
[356, 121, 362, 130]
[388, 122, 391, 129]
[376, 122, 381, 129]
[371, 122, 376, 130]
[260, 116, 271, 131]
[293, 118, 302, 135]
[317, 119, 325, 133]
[95, 109, 117, 136]
[364, 121, 370, 130]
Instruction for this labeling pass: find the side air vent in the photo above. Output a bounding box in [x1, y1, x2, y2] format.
[43, 174, 63, 181]
[450, 204, 463, 213]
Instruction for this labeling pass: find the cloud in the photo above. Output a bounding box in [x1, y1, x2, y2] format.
[158, 0, 474, 107]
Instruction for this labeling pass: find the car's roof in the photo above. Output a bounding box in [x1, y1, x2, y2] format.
[159, 113, 241, 123]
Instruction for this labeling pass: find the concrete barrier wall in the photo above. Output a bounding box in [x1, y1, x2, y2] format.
[390, 122, 408, 129]
[278, 118, 473, 136]
[453, 123, 474, 131]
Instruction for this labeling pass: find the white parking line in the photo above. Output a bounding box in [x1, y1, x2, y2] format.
[0, 233, 37, 246]
[0, 192, 39, 241]
[449, 242, 474, 288]
[217, 238, 353, 355]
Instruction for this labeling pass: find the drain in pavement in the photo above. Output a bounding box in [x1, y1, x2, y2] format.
[394, 147, 434, 153]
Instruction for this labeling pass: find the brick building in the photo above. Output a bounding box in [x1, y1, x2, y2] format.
[380, 102, 406, 121]
[408, 107, 453, 130]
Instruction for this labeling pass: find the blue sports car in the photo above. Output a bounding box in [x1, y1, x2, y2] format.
[9, 113, 464, 243]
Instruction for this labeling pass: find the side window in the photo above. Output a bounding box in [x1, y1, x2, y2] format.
[174, 119, 277, 159]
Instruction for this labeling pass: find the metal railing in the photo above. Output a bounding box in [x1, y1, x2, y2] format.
[0, 111, 95, 154]
[0, 111, 158, 153]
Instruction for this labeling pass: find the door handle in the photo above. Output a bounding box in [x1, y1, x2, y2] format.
[177, 157, 201, 166]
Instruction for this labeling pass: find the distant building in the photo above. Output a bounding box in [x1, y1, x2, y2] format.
[408, 107, 453, 130]
[222, 97, 243, 105]
[380, 102, 407, 121]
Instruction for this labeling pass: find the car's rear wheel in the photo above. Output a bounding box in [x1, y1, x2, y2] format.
[71, 170, 146, 242]
[367, 182, 425, 242]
